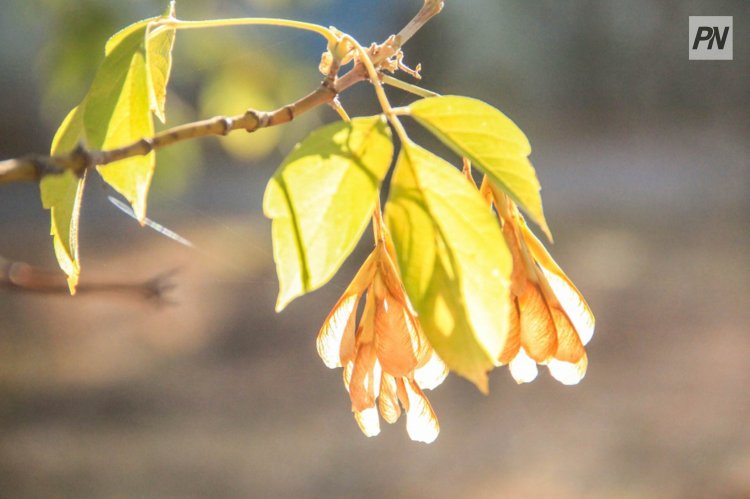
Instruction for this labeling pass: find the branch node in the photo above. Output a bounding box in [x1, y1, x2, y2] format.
[71, 143, 94, 176]
[30, 156, 51, 180]
[321, 76, 338, 95]
[245, 110, 269, 133]
[138, 138, 154, 154]
[282, 105, 294, 123]
[219, 117, 234, 135]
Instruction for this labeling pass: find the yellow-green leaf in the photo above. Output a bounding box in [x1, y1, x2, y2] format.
[40, 106, 87, 293]
[150, 2, 177, 122]
[409, 95, 551, 240]
[90, 37, 155, 221]
[145, 22, 176, 123]
[264, 116, 393, 312]
[84, 21, 161, 221]
[105, 13, 177, 124]
[85, 24, 150, 146]
[384, 142, 512, 391]
[105, 19, 156, 56]
[42, 8, 177, 289]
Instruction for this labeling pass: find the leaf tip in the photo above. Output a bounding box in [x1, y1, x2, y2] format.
[133, 199, 148, 226]
[465, 370, 489, 395]
[274, 292, 293, 313]
[153, 108, 167, 125]
[66, 273, 79, 295]
[475, 376, 490, 395]
[539, 218, 553, 243]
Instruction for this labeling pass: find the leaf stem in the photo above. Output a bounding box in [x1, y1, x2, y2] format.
[342, 35, 411, 146]
[152, 17, 337, 45]
[330, 99, 351, 122]
[372, 193, 385, 243]
[381, 75, 438, 98]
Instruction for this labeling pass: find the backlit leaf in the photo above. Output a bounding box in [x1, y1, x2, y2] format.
[85, 23, 156, 222]
[42, 8, 177, 287]
[40, 106, 87, 293]
[89, 8, 175, 221]
[384, 142, 512, 391]
[105, 18, 157, 56]
[264, 116, 393, 311]
[409, 95, 551, 240]
[145, 11, 176, 123]
[105, 4, 175, 120]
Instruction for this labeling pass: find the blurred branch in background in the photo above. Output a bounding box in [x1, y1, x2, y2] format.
[0, 256, 178, 304]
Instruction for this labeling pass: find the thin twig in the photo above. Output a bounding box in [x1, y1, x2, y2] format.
[396, 0, 444, 46]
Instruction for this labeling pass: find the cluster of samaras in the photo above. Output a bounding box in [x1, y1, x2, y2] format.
[317, 175, 594, 443]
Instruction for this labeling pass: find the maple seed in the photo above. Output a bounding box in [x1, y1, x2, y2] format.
[490, 183, 595, 385]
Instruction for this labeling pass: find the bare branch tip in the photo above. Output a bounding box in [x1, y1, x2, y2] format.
[140, 266, 182, 305]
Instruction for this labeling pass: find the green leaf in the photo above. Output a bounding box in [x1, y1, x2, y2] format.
[86, 23, 157, 222]
[264, 116, 394, 312]
[40, 106, 87, 293]
[41, 8, 177, 289]
[409, 95, 551, 240]
[89, 9, 175, 220]
[146, 20, 176, 123]
[384, 142, 512, 391]
[105, 18, 157, 56]
[105, 12, 176, 124]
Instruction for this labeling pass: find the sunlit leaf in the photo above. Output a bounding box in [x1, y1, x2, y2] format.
[264, 116, 393, 311]
[85, 24, 154, 222]
[384, 142, 512, 391]
[42, 9, 177, 287]
[409, 95, 551, 240]
[145, 10, 176, 123]
[87, 9, 175, 221]
[40, 106, 87, 293]
[105, 18, 157, 56]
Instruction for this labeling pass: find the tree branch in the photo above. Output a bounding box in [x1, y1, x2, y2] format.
[0, 257, 178, 304]
[0, 82, 341, 185]
[0, 1, 443, 186]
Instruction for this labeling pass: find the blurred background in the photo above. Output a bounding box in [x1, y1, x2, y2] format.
[1, 0, 748, 497]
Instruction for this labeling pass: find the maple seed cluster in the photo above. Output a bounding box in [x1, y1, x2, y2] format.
[483, 181, 594, 385]
[317, 174, 595, 442]
[317, 239, 447, 443]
